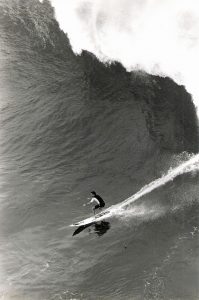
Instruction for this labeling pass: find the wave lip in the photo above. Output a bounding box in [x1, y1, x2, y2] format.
[50, 0, 199, 113]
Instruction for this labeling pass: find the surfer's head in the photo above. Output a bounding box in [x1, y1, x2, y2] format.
[91, 191, 96, 196]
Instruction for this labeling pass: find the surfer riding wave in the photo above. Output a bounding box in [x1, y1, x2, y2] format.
[87, 191, 105, 215]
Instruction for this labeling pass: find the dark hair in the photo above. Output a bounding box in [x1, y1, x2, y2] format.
[91, 191, 96, 195]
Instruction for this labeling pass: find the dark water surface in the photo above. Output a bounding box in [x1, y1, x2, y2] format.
[0, 1, 199, 299]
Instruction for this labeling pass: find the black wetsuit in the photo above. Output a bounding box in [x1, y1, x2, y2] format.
[94, 194, 105, 210]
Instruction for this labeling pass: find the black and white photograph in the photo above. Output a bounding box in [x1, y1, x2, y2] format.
[0, 0, 199, 299]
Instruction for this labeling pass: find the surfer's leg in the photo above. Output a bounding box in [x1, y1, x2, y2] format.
[94, 204, 100, 215]
[99, 203, 105, 211]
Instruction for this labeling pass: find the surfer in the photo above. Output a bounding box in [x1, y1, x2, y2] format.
[88, 191, 105, 215]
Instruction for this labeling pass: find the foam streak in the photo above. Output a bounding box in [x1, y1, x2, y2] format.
[108, 153, 199, 217]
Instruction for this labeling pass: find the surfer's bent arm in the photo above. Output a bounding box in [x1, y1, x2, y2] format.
[84, 198, 100, 206]
[89, 198, 100, 205]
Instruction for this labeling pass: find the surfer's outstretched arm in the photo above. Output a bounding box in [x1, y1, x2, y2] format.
[83, 198, 93, 206]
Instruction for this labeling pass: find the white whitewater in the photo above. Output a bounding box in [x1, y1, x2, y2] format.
[118, 153, 199, 209]
[50, 0, 199, 113]
[72, 154, 199, 226]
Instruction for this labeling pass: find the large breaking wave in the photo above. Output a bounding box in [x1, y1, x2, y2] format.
[48, 0, 199, 222]
[50, 0, 199, 112]
[0, 1, 199, 299]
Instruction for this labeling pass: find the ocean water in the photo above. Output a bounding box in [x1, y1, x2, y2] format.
[0, 1, 199, 299]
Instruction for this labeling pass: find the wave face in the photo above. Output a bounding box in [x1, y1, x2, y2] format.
[0, 1, 199, 299]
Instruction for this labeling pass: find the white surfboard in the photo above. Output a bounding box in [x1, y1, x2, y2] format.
[70, 209, 112, 227]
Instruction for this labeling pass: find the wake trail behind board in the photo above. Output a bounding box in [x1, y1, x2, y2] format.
[70, 153, 199, 227]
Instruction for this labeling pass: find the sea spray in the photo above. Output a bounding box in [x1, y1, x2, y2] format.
[50, 0, 199, 112]
[103, 153, 199, 219]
